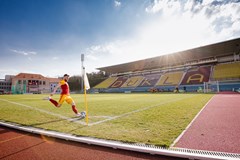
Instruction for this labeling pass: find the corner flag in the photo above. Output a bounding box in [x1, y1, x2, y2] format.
[83, 70, 90, 126]
[84, 72, 90, 90]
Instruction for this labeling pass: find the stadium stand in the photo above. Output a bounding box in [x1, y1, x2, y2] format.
[121, 76, 144, 88]
[109, 76, 128, 88]
[94, 77, 118, 89]
[156, 71, 184, 86]
[94, 38, 240, 93]
[212, 62, 240, 80]
[181, 66, 211, 85]
[138, 74, 161, 87]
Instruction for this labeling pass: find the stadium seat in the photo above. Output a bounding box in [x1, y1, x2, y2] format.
[121, 76, 144, 88]
[212, 62, 240, 80]
[181, 66, 211, 85]
[138, 74, 161, 87]
[156, 71, 184, 86]
[94, 77, 118, 89]
[109, 76, 129, 88]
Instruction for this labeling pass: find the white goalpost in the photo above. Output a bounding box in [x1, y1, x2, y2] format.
[204, 81, 220, 93]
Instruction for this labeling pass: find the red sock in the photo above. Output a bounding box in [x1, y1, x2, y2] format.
[72, 105, 78, 114]
[50, 99, 59, 107]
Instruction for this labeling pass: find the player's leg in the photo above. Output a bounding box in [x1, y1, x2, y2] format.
[55, 95, 65, 107]
[66, 96, 78, 114]
[66, 96, 85, 118]
[50, 98, 60, 107]
[71, 102, 78, 114]
[43, 95, 63, 107]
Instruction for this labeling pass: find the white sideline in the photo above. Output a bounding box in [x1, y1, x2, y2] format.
[0, 94, 199, 127]
[170, 95, 215, 147]
[89, 95, 197, 126]
[0, 98, 86, 125]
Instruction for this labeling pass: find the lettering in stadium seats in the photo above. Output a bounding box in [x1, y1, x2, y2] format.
[111, 81, 124, 88]
[187, 74, 204, 83]
[140, 79, 151, 86]
[163, 77, 173, 85]
[127, 79, 138, 86]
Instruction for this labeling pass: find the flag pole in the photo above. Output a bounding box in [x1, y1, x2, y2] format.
[83, 67, 89, 126]
[82, 59, 90, 126]
[84, 85, 89, 125]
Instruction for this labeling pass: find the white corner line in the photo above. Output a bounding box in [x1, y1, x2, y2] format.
[0, 98, 86, 125]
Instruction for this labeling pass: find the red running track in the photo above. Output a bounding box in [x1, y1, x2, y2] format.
[175, 94, 240, 154]
[0, 126, 186, 160]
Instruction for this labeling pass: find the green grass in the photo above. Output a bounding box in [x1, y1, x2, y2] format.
[0, 93, 213, 147]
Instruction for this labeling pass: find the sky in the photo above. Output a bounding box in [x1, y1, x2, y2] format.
[0, 0, 240, 79]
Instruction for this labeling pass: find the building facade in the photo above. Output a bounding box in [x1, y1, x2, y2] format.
[0, 75, 14, 94]
[0, 73, 60, 94]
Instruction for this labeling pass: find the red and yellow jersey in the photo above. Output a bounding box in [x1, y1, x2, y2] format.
[59, 80, 69, 95]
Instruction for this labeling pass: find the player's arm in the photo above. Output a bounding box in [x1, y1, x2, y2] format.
[50, 83, 61, 96]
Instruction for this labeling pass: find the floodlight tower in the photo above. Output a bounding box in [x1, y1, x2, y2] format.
[81, 54, 84, 93]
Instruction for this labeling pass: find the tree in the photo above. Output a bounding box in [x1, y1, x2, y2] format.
[68, 76, 81, 91]
[68, 71, 108, 91]
[87, 71, 108, 88]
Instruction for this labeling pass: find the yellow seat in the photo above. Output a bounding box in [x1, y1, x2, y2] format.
[121, 76, 144, 88]
[94, 77, 118, 88]
[213, 62, 240, 80]
[156, 72, 183, 86]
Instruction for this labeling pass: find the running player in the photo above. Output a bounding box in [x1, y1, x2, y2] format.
[43, 74, 85, 118]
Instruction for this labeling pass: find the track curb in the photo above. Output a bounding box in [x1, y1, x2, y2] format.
[1, 121, 240, 160]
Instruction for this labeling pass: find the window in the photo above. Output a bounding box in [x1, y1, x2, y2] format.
[28, 80, 32, 85]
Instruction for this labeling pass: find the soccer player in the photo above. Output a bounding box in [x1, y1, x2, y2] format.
[43, 74, 85, 118]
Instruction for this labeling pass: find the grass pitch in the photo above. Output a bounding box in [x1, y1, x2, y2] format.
[0, 93, 213, 147]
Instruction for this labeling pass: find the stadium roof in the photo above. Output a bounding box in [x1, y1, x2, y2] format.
[97, 38, 240, 74]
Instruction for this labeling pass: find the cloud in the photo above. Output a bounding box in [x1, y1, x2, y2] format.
[114, 0, 121, 8]
[10, 49, 37, 56]
[3, 1, 239, 78]
[86, 54, 98, 61]
[145, 0, 240, 43]
[9, 49, 37, 62]
[84, 0, 240, 69]
[52, 57, 59, 60]
[145, 0, 182, 14]
[85, 42, 120, 56]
